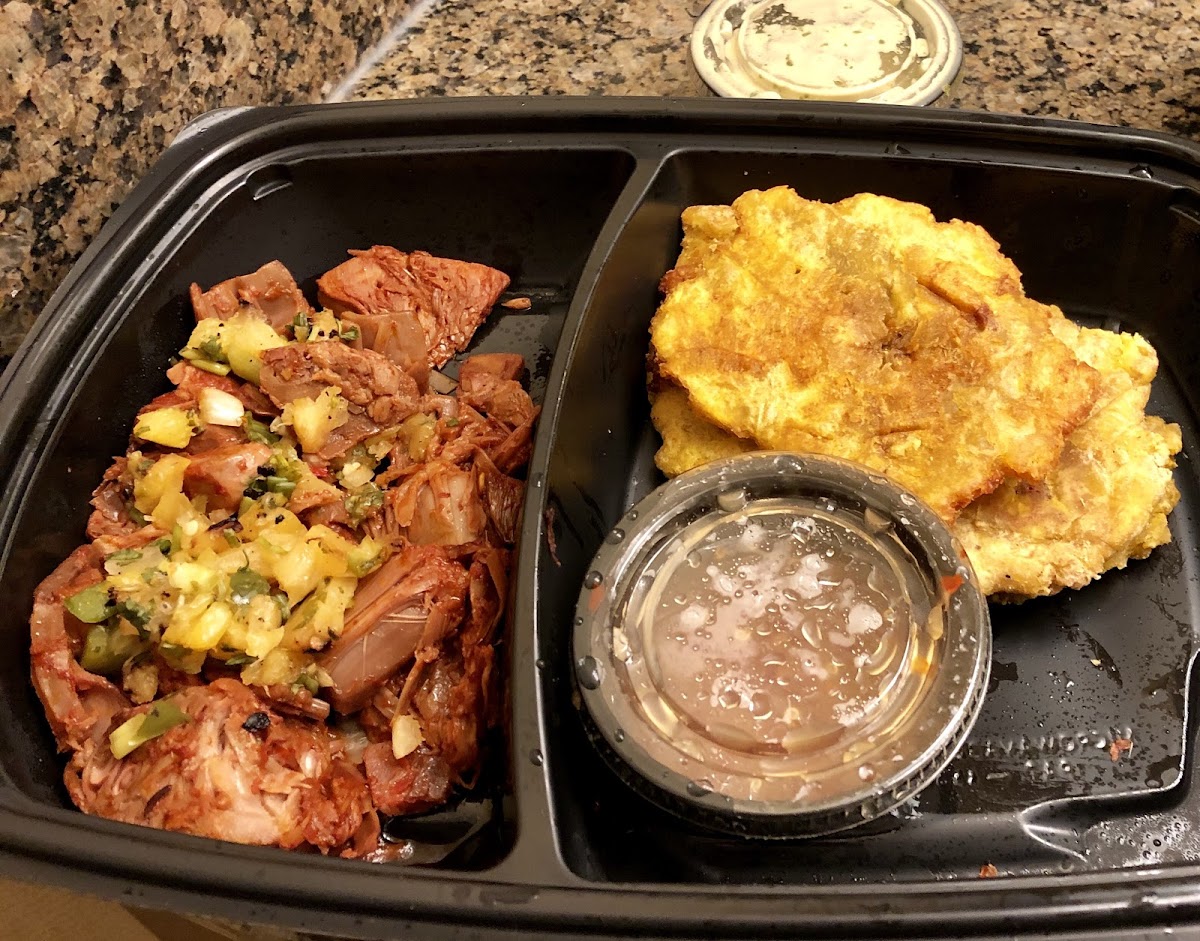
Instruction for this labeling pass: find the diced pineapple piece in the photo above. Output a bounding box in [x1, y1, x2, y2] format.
[305, 310, 342, 342]
[288, 472, 343, 514]
[133, 407, 196, 449]
[221, 594, 284, 660]
[286, 387, 348, 454]
[274, 541, 323, 604]
[134, 454, 192, 515]
[306, 525, 354, 556]
[303, 527, 355, 579]
[337, 461, 375, 490]
[399, 413, 436, 461]
[180, 319, 226, 366]
[183, 318, 224, 348]
[169, 561, 220, 596]
[283, 577, 356, 651]
[363, 429, 398, 460]
[223, 314, 287, 384]
[151, 490, 194, 533]
[243, 594, 285, 659]
[236, 541, 269, 576]
[162, 596, 229, 650]
[241, 647, 312, 688]
[107, 567, 152, 595]
[239, 503, 307, 542]
[346, 536, 384, 577]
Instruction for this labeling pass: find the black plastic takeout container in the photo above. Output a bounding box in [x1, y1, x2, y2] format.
[0, 98, 1198, 939]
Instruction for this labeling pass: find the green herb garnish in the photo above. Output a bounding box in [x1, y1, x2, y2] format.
[230, 568, 271, 605]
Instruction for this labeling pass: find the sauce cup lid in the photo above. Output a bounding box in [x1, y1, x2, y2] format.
[572, 451, 991, 838]
[691, 0, 963, 107]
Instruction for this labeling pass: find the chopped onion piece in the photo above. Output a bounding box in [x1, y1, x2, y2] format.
[391, 712, 423, 759]
[339, 461, 375, 490]
[427, 370, 458, 394]
[198, 387, 245, 427]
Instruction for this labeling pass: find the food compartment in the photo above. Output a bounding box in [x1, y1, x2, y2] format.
[0, 143, 637, 869]
[536, 148, 1200, 883]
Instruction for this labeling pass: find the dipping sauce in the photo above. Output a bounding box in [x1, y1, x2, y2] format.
[574, 452, 989, 836]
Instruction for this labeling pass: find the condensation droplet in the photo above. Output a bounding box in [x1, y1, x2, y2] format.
[584, 571, 603, 589]
[686, 778, 713, 797]
[577, 656, 602, 690]
[528, 749, 544, 767]
[716, 488, 748, 514]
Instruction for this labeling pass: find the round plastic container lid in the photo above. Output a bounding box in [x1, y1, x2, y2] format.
[572, 452, 991, 838]
[692, 0, 963, 106]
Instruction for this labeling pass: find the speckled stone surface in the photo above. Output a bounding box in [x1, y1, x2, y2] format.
[0, 0, 413, 359]
[348, 0, 1200, 139]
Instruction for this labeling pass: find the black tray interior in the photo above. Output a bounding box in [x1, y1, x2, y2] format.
[0, 144, 636, 868]
[538, 149, 1200, 883]
[2, 102, 1200, 938]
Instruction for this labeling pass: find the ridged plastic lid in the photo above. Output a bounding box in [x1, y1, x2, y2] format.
[692, 0, 962, 106]
[573, 452, 991, 838]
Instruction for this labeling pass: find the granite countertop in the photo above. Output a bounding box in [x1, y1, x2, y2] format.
[345, 0, 1200, 138]
[0, 0, 413, 363]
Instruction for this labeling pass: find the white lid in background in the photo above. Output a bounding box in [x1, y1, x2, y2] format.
[692, 0, 962, 107]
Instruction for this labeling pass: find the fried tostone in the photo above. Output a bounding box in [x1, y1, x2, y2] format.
[650, 187, 1100, 520]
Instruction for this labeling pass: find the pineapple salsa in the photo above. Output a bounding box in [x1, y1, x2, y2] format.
[69, 311, 388, 708]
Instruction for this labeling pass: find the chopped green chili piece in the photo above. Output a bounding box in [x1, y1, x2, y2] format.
[345, 484, 384, 525]
[291, 311, 311, 341]
[105, 548, 142, 566]
[109, 700, 190, 759]
[64, 583, 113, 624]
[190, 359, 231, 377]
[243, 414, 279, 445]
[265, 476, 296, 497]
[293, 672, 319, 695]
[81, 626, 121, 674]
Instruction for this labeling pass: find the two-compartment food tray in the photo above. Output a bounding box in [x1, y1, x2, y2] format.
[0, 99, 1198, 939]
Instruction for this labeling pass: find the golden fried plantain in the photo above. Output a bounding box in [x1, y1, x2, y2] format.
[649, 326, 1182, 601]
[650, 187, 1100, 520]
[953, 324, 1181, 600]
